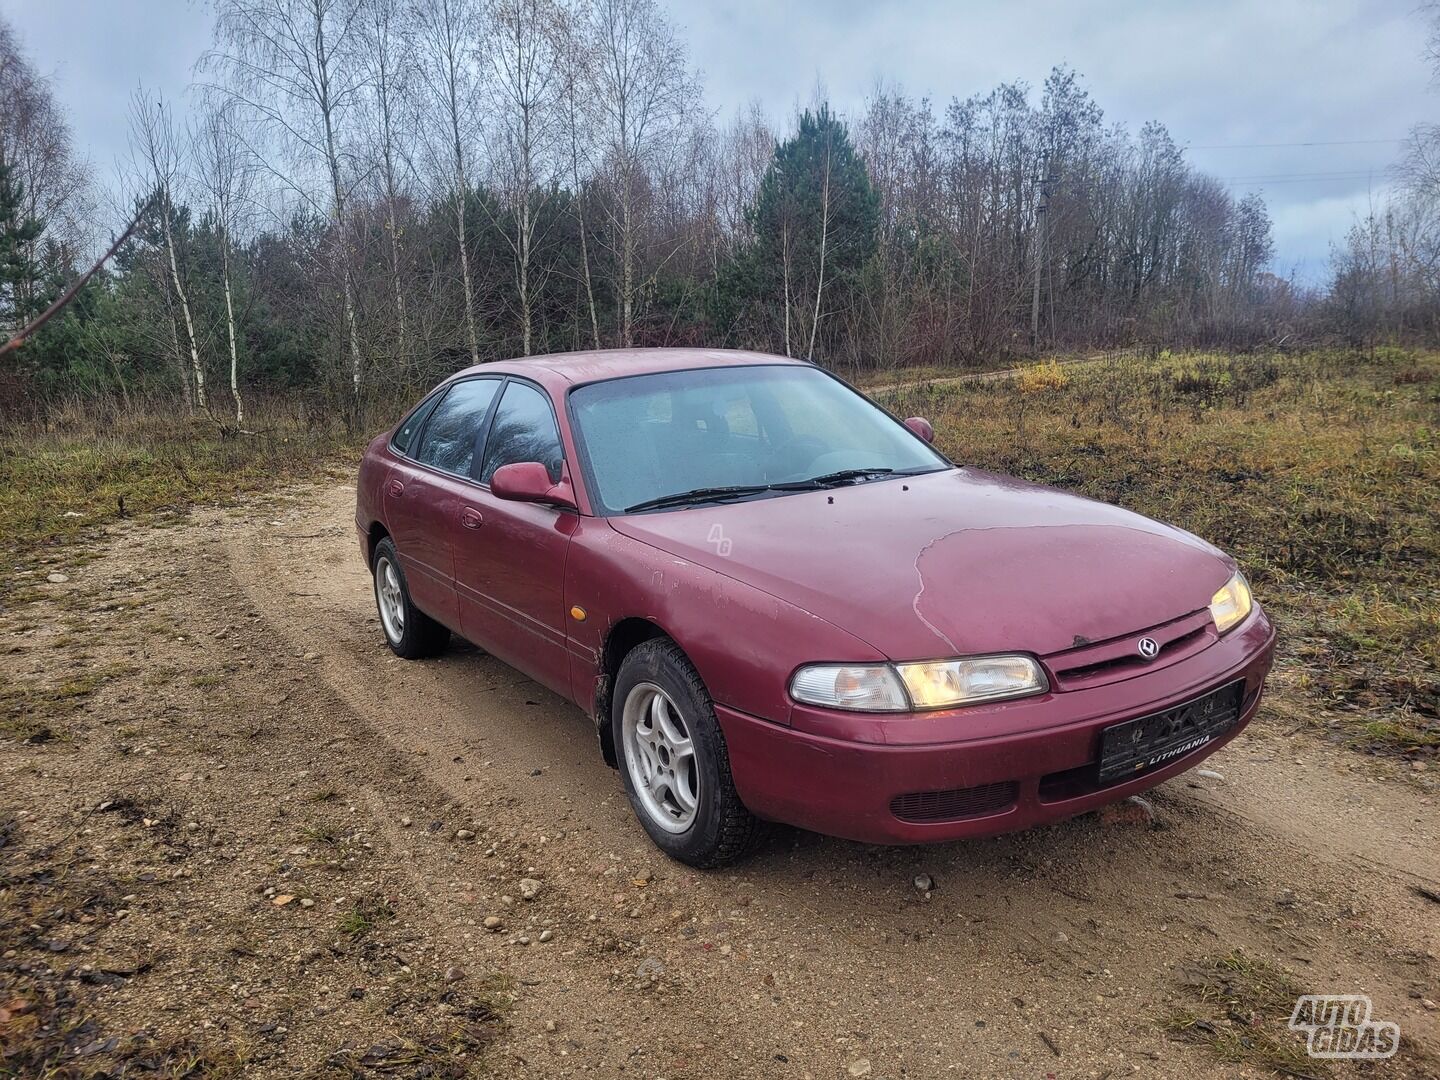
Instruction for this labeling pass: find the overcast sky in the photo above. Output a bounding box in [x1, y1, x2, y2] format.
[0, 0, 1429, 285]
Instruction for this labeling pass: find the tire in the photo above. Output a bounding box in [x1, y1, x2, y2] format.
[372, 536, 449, 659]
[612, 638, 761, 867]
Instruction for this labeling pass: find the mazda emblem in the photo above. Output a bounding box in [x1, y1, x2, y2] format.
[1137, 636, 1160, 659]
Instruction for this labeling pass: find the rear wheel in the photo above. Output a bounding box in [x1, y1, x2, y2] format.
[613, 638, 760, 867]
[372, 537, 449, 659]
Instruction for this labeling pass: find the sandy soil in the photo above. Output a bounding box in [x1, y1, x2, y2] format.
[2, 478, 1437, 1078]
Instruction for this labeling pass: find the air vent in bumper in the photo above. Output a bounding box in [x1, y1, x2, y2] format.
[890, 781, 1019, 823]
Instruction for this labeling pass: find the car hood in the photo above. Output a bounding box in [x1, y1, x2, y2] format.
[607, 467, 1234, 660]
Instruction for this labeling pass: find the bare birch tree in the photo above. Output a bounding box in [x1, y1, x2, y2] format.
[559, 11, 600, 348]
[194, 102, 254, 424]
[358, 0, 417, 370]
[587, 0, 698, 345]
[204, 0, 367, 398]
[415, 0, 484, 365]
[807, 124, 832, 361]
[0, 19, 96, 327]
[128, 90, 207, 412]
[484, 0, 564, 355]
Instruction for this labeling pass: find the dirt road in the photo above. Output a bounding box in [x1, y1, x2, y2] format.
[3, 480, 1438, 1078]
[862, 353, 1111, 396]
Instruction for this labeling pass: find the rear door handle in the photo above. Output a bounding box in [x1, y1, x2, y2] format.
[460, 507, 484, 530]
[386, 478, 405, 498]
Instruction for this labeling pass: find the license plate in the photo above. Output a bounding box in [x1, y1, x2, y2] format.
[1098, 681, 1245, 784]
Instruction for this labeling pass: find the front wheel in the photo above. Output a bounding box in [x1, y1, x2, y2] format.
[613, 638, 760, 867]
[372, 537, 449, 659]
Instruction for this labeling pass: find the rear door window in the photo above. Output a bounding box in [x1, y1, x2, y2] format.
[479, 381, 564, 485]
[412, 379, 502, 476]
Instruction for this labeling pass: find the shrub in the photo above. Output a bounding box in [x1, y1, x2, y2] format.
[1017, 360, 1068, 394]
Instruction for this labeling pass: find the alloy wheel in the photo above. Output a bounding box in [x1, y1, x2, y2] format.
[622, 681, 700, 833]
[375, 555, 406, 643]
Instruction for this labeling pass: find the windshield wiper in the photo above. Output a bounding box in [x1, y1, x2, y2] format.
[774, 467, 895, 490]
[623, 468, 904, 512]
[624, 484, 774, 513]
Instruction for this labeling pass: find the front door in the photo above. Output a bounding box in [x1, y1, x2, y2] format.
[388, 377, 503, 633]
[455, 379, 575, 697]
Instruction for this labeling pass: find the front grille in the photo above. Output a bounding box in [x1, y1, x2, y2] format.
[1045, 609, 1215, 690]
[890, 781, 1018, 823]
[1054, 625, 1207, 683]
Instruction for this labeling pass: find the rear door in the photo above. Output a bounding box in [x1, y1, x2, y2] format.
[456, 378, 576, 696]
[385, 377, 503, 633]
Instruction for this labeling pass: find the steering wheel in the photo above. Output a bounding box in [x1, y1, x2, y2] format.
[768, 435, 828, 481]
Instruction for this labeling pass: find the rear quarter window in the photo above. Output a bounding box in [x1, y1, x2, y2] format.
[391, 392, 441, 454]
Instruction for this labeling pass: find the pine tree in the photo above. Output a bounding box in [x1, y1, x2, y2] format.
[719, 105, 878, 360]
[0, 161, 44, 332]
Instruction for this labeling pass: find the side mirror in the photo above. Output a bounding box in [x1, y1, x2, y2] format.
[904, 416, 934, 443]
[490, 461, 577, 511]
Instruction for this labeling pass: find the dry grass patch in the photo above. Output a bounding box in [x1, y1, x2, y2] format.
[1162, 951, 1319, 1076]
[0, 816, 248, 1078]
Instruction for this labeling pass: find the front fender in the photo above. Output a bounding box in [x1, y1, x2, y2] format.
[564, 519, 883, 726]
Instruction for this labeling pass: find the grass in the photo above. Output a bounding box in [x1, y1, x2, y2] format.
[324, 973, 512, 1078]
[299, 823, 341, 846]
[851, 361, 995, 388]
[0, 401, 355, 600]
[0, 662, 139, 743]
[1162, 950, 1320, 1076]
[878, 347, 1440, 756]
[336, 894, 396, 939]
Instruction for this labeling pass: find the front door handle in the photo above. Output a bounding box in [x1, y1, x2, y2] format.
[460, 507, 484, 530]
[386, 478, 405, 498]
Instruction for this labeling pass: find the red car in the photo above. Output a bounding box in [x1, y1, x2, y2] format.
[356, 349, 1275, 866]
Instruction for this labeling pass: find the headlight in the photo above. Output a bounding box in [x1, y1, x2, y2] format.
[789, 664, 909, 712]
[896, 655, 1048, 708]
[789, 655, 1047, 712]
[1209, 571, 1253, 634]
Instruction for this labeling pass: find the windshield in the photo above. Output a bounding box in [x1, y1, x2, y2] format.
[568, 364, 949, 514]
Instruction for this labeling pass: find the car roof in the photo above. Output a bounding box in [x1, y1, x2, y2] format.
[448, 348, 809, 388]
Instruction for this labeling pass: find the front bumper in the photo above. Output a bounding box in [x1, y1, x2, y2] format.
[717, 607, 1275, 844]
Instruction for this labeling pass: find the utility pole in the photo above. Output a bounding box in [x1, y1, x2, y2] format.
[1030, 155, 1053, 353]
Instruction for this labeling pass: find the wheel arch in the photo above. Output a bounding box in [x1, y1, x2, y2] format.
[593, 616, 675, 768]
[366, 521, 391, 567]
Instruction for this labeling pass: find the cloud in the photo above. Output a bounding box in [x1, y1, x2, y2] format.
[0, 0, 213, 190]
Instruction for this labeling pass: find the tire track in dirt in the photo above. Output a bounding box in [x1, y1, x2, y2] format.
[224, 482, 1440, 1077]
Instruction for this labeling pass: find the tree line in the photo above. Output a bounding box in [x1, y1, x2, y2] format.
[2, 0, 1297, 426]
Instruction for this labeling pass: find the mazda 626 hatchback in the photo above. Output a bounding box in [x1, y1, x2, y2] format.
[356, 349, 1275, 866]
